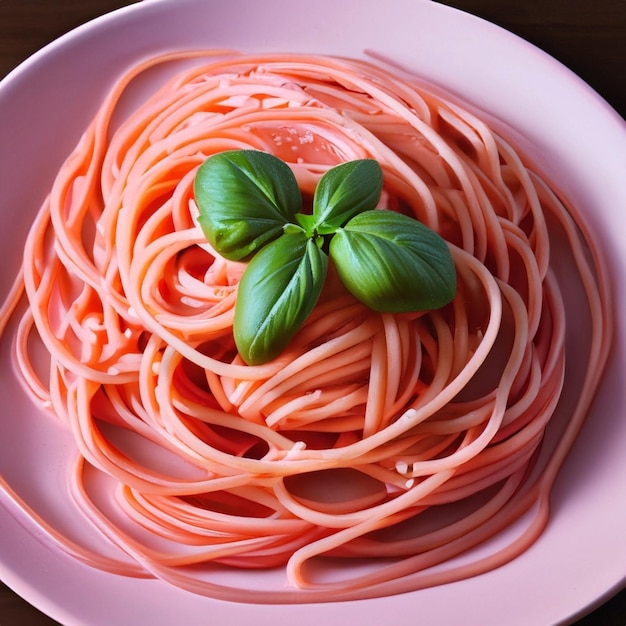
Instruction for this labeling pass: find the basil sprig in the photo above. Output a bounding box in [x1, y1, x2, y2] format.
[194, 150, 456, 365]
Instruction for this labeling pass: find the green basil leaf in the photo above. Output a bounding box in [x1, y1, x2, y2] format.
[329, 209, 456, 312]
[234, 232, 328, 365]
[311, 160, 383, 235]
[194, 150, 301, 261]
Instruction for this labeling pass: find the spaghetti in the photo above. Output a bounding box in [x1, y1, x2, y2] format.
[0, 51, 613, 603]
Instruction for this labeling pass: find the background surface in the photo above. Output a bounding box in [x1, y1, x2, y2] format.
[0, 1, 624, 624]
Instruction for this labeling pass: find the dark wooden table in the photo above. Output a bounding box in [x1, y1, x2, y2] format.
[0, 1, 624, 624]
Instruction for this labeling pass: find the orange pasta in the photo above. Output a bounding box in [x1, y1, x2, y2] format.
[0, 50, 613, 603]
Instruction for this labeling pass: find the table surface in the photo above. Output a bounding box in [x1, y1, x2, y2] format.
[0, 1, 625, 624]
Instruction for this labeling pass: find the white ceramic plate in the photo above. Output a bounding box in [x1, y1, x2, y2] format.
[1, 1, 625, 624]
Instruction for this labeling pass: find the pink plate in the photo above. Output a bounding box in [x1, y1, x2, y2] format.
[0, 1, 625, 624]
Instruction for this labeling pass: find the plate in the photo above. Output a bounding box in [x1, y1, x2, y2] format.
[0, 1, 625, 624]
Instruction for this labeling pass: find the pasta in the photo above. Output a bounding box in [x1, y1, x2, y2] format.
[0, 50, 613, 603]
